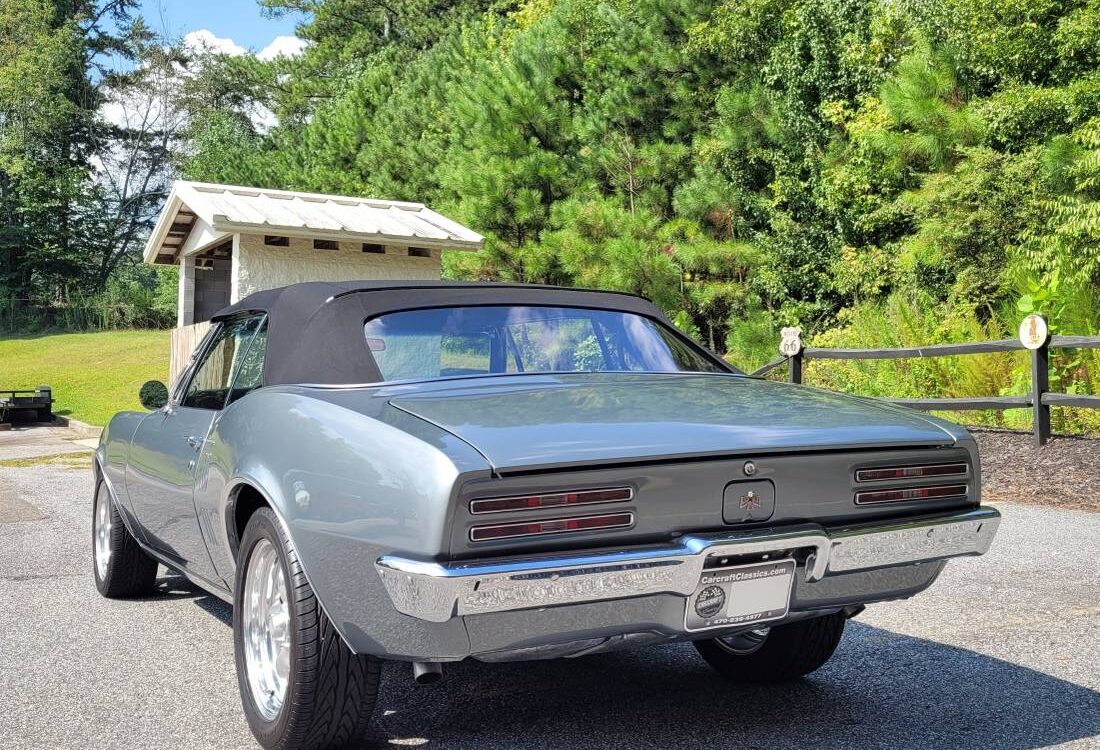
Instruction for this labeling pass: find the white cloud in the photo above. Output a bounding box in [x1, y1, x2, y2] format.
[98, 31, 306, 141]
[251, 104, 279, 133]
[258, 35, 309, 62]
[181, 30, 308, 63]
[99, 98, 128, 128]
[99, 72, 176, 131]
[183, 29, 247, 57]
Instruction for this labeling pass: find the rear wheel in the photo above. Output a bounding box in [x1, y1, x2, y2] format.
[694, 612, 846, 683]
[234, 507, 380, 750]
[92, 479, 159, 598]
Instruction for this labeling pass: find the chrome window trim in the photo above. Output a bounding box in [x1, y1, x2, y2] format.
[170, 321, 223, 404]
[223, 316, 269, 408]
[176, 314, 268, 411]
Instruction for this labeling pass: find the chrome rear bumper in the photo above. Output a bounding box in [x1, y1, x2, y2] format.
[375, 507, 1000, 623]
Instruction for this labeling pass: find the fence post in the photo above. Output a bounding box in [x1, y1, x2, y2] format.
[1031, 341, 1051, 446]
[1020, 313, 1051, 446]
[790, 350, 803, 384]
[780, 327, 803, 384]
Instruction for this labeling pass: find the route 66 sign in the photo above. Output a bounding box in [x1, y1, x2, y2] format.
[779, 327, 803, 357]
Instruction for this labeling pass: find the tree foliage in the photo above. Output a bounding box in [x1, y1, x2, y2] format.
[5, 0, 1100, 356]
[172, 0, 1096, 360]
[0, 0, 178, 310]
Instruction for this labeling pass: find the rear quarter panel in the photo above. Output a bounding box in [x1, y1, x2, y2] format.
[194, 386, 491, 657]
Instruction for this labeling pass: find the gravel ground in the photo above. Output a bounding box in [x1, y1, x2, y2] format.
[974, 429, 1100, 510]
[1, 462, 1097, 750]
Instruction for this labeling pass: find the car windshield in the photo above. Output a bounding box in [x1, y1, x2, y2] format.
[362, 305, 730, 382]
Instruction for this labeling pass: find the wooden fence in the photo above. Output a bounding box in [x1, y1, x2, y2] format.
[751, 318, 1100, 446]
[169, 320, 212, 387]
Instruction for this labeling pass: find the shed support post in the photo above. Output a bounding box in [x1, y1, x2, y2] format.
[177, 255, 196, 327]
[1031, 339, 1051, 446]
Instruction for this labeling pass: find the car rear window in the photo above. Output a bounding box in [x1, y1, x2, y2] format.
[362, 305, 728, 382]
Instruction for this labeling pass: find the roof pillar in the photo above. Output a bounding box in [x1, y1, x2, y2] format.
[231, 233, 242, 304]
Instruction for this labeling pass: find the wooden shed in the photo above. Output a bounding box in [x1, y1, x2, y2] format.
[143, 181, 483, 381]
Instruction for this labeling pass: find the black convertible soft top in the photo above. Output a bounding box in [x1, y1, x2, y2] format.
[212, 280, 672, 385]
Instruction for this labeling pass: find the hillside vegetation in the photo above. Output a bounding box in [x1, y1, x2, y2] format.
[173, 0, 1100, 431]
[3, 0, 1099, 431]
[0, 331, 170, 425]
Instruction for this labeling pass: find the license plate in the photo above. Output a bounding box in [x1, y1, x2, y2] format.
[684, 559, 795, 632]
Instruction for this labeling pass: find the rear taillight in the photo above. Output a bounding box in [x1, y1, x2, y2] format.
[469, 487, 633, 515]
[856, 463, 967, 482]
[469, 512, 634, 542]
[855, 484, 968, 505]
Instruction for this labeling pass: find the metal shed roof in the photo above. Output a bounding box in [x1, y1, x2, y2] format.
[143, 180, 484, 264]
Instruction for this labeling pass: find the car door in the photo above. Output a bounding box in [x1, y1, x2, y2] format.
[126, 315, 265, 580]
[192, 319, 269, 586]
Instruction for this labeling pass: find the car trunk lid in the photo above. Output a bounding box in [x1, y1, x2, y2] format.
[387, 373, 955, 474]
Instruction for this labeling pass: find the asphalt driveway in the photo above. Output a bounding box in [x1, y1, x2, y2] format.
[1, 459, 1097, 750]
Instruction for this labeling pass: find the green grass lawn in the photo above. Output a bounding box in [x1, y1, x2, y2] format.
[0, 330, 170, 426]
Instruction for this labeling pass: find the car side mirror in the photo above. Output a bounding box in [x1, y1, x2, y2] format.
[139, 380, 169, 411]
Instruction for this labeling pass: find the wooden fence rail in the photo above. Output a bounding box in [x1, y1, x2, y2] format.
[749, 316, 1100, 446]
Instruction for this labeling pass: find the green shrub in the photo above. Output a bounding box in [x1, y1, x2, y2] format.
[791, 293, 1100, 434]
[0, 266, 177, 334]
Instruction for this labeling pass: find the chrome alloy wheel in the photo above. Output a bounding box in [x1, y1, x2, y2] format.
[93, 483, 112, 580]
[715, 627, 771, 655]
[242, 538, 292, 721]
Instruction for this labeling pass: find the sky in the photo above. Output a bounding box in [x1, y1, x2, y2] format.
[97, 1, 309, 133]
[133, 0, 306, 59]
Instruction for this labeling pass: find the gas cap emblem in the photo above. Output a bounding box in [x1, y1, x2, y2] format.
[743, 461, 757, 477]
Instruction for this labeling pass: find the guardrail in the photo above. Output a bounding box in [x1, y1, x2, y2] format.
[749, 315, 1100, 446]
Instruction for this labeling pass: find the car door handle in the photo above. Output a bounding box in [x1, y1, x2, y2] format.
[185, 435, 205, 450]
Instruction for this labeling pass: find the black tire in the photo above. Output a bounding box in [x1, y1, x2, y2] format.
[234, 507, 380, 750]
[92, 479, 159, 598]
[694, 612, 846, 683]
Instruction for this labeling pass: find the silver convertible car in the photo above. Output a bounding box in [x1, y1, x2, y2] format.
[93, 280, 1000, 749]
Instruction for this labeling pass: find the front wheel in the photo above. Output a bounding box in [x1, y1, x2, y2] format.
[234, 507, 380, 750]
[693, 611, 846, 683]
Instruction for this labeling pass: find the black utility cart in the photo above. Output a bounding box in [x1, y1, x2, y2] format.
[0, 386, 53, 424]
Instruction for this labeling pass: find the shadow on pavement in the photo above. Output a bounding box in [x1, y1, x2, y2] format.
[168, 566, 1098, 750]
[368, 621, 1099, 750]
[191, 591, 232, 626]
[143, 572, 232, 625]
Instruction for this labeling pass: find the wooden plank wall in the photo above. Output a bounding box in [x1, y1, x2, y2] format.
[169, 320, 211, 387]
